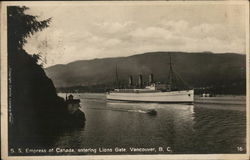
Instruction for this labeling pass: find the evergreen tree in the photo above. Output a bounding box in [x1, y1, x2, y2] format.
[7, 6, 68, 148]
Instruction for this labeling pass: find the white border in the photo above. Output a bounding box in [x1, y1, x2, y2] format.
[1, 1, 249, 160]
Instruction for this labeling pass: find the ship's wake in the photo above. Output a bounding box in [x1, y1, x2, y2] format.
[87, 107, 154, 114]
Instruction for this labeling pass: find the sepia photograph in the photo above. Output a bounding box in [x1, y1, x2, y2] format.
[1, 1, 249, 159]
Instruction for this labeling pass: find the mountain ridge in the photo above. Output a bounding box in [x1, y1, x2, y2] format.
[47, 51, 243, 68]
[45, 51, 246, 94]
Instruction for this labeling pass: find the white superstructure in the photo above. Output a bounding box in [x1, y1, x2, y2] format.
[107, 88, 194, 104]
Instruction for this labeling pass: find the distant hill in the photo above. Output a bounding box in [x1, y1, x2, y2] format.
[45, 52, 246, 94]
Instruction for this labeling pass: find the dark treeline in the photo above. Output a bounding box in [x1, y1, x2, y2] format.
[57, 84, 111, 93]
[57, 79, 246, 95]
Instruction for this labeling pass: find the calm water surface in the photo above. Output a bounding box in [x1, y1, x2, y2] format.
[55, 93, 246, 154]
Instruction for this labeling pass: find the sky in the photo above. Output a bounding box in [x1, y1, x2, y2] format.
[23, 2, 247, 67]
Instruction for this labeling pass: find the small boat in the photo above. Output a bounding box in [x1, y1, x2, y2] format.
[146, 109, 157, 116]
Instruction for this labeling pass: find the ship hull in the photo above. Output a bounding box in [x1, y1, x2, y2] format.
[106, 90, 194, 104]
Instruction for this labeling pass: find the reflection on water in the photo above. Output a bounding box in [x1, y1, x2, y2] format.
[54, 93, 246, 154]
[192, 107, 246, 154]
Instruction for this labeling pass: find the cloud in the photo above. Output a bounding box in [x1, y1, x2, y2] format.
[130, 27, 172, 39]
[104, 38, 122, 47]
[94, 21, 134, 34]
[126, 20, 245, 54]
[23, 5, 245, 68]
[161, 20, 189, 33]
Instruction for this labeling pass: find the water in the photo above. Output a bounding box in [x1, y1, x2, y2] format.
[54, 93, 246, 154]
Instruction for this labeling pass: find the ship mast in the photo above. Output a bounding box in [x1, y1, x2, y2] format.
[168, 53, 174, 91]
[167, 53, 190, 91]
[115, 64, 119, 88]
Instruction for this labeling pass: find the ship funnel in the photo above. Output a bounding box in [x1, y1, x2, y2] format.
[129, 75, 133, 86]
[149, 73, 154, 84]
[138, 74, 143, 88]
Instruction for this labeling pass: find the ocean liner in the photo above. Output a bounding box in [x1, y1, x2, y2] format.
[106, 54, 194, 104]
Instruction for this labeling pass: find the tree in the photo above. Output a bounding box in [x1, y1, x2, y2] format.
[7, 6, 68, 148]
[8, 6, 51, 52]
